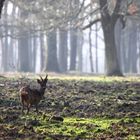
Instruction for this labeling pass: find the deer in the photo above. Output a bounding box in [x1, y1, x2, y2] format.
[20, 74, 48, 114]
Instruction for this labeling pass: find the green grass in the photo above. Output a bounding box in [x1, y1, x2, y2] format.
[1, 72, 140, 82]
[0, 74, 140, 139]
[49, 75, 140, 82]
[19, 113, 140, 139]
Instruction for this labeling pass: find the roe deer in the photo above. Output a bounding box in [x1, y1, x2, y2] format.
[20, 74, 48, 114]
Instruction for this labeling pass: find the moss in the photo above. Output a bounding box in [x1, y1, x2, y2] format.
[24, 116, 119, 138]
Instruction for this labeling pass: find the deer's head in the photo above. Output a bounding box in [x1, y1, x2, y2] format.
[37, 74, 48, 90]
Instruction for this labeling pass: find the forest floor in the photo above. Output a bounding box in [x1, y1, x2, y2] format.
[0, 73, 140, 140]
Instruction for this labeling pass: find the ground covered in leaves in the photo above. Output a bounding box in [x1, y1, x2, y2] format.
[0, 73, 140, 139]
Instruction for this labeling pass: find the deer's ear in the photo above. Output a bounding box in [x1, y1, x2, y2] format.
[45, 74, 48, 79]
[44, 74, 48, 81]
[37, 79, 41, 84]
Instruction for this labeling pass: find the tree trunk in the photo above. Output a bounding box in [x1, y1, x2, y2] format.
[102, 23, 122, 76]
[95, 23, 98, 73]
[58, 30, 68, 73]
[32, 36, 37, 72]
[99, 0, 123, 76]
[28, 35, 33, 72]
[89, 27, 94, 72]
[115, 20, 122, 72]
[18, 36, 30, 72]
[0, 0, 5, 17]
[2, 2, 8, 71]
[46, 30, 60, 72]
[2, 38, 8, 71]
[122, 25, 129, 73]
[69, 29, 77, 71]
[130, 22, 137, 73]
[77, 30, 83, 72]
[40, 33, 46, 72]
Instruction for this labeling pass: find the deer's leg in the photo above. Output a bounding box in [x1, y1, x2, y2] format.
[21, 100, 25, 114]
[26, 104, 31, 114]
[35, 104, 38, 114]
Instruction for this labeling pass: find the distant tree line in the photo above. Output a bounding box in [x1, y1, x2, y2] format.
[0, 0, 140, 75]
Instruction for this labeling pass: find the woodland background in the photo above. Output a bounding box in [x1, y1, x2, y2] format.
[0, 0, 140, 76]
[0, 1, 140, 139]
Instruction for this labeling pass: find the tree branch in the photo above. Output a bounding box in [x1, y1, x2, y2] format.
[112, 0, 121, 21]
[99, 0, 110, 21]
[0, 0, 5, 17]
[82, 18, 101, 30]
[75, 0, 85, 18]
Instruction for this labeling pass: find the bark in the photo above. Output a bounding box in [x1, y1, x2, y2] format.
[41, 33, 47, 72]
[69, 28, 78, 71]
[40, 33, 46, 72]
[2, 38, 8, 71]
[0, 0, 5, 17]
[46, 30, 60, 72]
[95, 23, 98, 73]
[122, 25, 129, 73]
[103, 23, 122, 76]
[129, 24, 137, 73]
[2, 2, 8, 71]
[18, 10, 30, 72]
[32, 36, 37, 72]
[77, 30, 83, 72]
[8, 3, 18, 71]
[115, 20, 122, 72]
[58, 30, 68, 73]
[89, 27, 94, 72]
[99, 0, 123, 76]
[28, 35, 33, 72]
[18, 36, 30, 72]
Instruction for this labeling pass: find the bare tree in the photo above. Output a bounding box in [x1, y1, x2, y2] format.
[89, 27, 94, 72]
[69, 28, 78, 71]
[18, 10, 30, 72]
[0, 0, 5, 17]
[1, 0, 140, 74]
[99, 0, 123, 76]
[1, 2, 8, 71]
[46, 30, 60, 72]
[58, 29, 68, 72]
